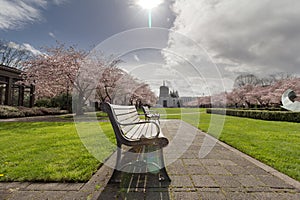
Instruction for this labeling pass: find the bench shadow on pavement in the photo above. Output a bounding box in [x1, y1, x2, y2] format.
[97, 147, 171, 200]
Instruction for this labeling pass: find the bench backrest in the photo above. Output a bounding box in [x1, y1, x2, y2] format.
[104, 103, 140, 144]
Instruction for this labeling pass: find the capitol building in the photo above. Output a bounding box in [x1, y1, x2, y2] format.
[157, 82, 199, 108]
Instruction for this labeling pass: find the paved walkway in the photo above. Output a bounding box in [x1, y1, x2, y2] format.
[0, 120, 299, 199]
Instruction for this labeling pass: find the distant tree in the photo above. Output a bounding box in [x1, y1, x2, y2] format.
[0, 39, 33, 69]
[233, 73, 261, 88]
[270, 72, 294, 82]
[130, 83, 157, 107]
[170, 90, 179, 98]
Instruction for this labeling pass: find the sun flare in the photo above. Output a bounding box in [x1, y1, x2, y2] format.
[137, 0, 163, 10]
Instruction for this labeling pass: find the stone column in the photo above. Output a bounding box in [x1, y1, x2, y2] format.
[5, 77, 13, 106]
[29, 84, 35, 108]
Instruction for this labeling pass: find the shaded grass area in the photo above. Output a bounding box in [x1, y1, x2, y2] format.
[0, 122, 115, 182]
[155, 108, 300, 181]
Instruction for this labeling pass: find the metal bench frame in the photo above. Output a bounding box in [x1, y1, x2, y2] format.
[104, 103, 171, 183]
[142, 105, 160, 122]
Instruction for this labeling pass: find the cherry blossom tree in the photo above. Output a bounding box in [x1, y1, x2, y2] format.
[225, 76, 300, 108]
[22, 44, 114, 115]
[23, 43, 158, 114]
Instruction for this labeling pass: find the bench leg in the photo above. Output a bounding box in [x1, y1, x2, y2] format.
[158, 148, 171, 182]
[108, 144, 122, 183]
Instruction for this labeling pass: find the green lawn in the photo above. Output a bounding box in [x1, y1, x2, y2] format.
[154, 108, 300, 181]
[0, 122, 115, 182]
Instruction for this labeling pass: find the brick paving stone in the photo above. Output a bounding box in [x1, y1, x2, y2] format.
[182, 158, 202, 166]
[212, 175, 242, 188]
[186, 165, 209, 175]
[197, 187, 223, 192]
[253, 192, 288, 200]
[180, 151, 198, 159]
[244, 187, 275, 192]
[200, 159, 220, 166]
[222, 187, 247, 192]
[167, 159, 188, 175]
[257, 175, 295, 188]
[170, 175, 194, 188]
[232, 159, 258, 168]
[187, 145, 201, 151]
[172, 188, 197, 192]
[173, 191, 199, 200]
[191, 175, 219, 188]
[225, 191, 258, 200]
[199, 191, 227, 200]
[270, 192, 300, 200]
[246, 166, 271, 176]
[165, 153, 181, 160]
[218, 159, 237, 166]
[26, 183, 84, 191]
[8, 191, 68, 200]
[202, 153, 229, 160]
[224, 165, 250, 175]
[206, 166, 231, 175]
[236, 175, 266, 187]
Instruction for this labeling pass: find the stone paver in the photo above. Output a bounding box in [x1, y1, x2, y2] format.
[1, 120, 299, 200]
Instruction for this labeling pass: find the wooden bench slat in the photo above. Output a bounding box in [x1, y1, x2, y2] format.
[114, 109, 137, 116]
[116, 112, 139, 124]
[125, 123, 146, 139]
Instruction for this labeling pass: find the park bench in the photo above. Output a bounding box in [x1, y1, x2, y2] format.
[142, 105, 160, 122]
[104, 103, 171, 183]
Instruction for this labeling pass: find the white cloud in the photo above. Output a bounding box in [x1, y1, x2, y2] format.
[22, 43, 42, 55]
[48, 32, 56, 39]
[5, 41, 42, 56]
[51, 0, 69, 6]
[167, 0, 300, 83]
[0, 0, 69, 30]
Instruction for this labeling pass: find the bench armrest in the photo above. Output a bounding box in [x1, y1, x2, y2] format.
[117, 120, 161, 137]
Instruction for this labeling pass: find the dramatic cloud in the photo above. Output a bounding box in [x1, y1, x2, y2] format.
[167, 0, 300, 81]
[0, 0, 68, 30]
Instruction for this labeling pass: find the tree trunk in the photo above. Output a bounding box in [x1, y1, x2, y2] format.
[76, 91, 84, 115]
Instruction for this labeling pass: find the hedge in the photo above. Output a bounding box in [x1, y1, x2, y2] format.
[0, 106, 68, 119]
[207, 108, 300, 123]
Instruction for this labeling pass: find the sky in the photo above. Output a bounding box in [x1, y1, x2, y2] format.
[1, 0, 300, 97]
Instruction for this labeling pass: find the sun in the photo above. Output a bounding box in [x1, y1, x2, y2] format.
[137, 0, 163, 10]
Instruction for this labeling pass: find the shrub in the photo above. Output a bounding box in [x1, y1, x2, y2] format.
[35, 98, 52, 108]
[207, 108, 300, 123]
[0, 105, 68, 119]
[0, 106, 24, 118]
[35, 94, 72, 112]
